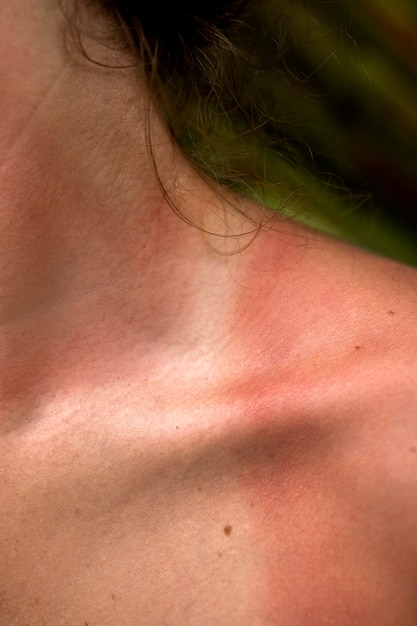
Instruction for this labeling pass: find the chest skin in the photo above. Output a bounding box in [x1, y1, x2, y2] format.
[1, 230, 417, 625]
[1, 360, 417, 626]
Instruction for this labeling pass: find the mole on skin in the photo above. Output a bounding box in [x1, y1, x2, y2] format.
[224, 525, 232, 536]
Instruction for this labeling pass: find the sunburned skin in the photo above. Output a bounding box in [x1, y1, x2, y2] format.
[228, 230, 417, 624]
[1, 1, 417, 624]
[2, 231, 417, 625]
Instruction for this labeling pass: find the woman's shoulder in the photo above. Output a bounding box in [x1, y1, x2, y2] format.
[228, 221, 417, 531]
[230, 220, 417, 391]
[221, 227, 417, 623]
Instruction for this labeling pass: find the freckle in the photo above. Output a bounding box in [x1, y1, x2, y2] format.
[355, 346, 361, 351]
[388, 310, 395, 316]
[218, 551, 223, 557]
[198, 487, 202, 492]
[224, 525, 232, 536]
[111, 593, 116, 600]
[411, 447, 416, 454]
[75, 508, 81, 515]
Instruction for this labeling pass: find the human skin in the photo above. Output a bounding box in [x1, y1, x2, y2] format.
[1, 1, 417, 625]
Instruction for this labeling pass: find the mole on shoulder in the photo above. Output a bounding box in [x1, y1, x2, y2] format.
[224, 525, 232, 536]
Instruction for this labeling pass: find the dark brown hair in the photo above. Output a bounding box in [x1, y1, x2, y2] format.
[65, 1, 367, 226]
[59, 1, 417, 265]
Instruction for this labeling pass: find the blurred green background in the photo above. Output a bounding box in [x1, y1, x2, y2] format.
[256, 0, 417, 265]
[180, 0, 417, 266]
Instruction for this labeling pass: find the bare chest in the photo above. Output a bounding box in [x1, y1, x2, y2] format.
[1, 387, 417, 626]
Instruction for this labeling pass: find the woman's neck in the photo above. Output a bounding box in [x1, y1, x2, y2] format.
[0, 0, 310, 412]
[0, 2, 245, 396]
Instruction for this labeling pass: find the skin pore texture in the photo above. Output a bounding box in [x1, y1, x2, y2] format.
[1, 1, 417, 625]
